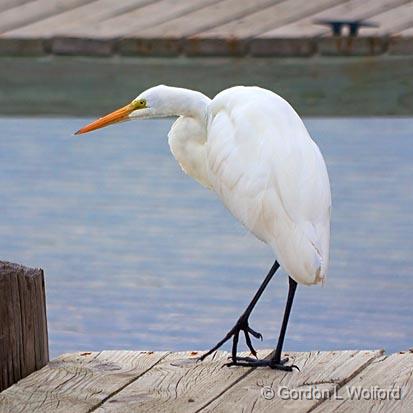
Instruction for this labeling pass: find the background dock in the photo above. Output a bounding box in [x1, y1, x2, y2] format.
[1, 348, 413, 412]
[0, 0, 412, 56]
[0, 0, 413, 116]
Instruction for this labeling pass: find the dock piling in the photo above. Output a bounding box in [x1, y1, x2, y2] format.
[0, 261, 48, 392]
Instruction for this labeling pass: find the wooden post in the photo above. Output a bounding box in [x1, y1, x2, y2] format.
[0, 261, 49, 392]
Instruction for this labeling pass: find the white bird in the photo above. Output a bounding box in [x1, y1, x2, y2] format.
[75, 85, 331, 370]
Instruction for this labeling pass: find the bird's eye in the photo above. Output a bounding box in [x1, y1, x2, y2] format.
[140, 100, 145, 105]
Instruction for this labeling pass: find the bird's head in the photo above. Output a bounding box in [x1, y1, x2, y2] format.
[74, 85, 175, 135]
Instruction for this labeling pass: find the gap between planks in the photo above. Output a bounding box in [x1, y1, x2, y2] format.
[0, 349, 387, 413]
[92, 349, 383, 412]
[91, 349, 265, 413]
[87, 351, 172, 412]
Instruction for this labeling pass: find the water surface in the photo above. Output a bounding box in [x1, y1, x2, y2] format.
[0, 117, 412, 358]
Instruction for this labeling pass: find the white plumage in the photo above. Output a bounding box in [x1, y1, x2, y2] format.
[75, 84, 332, 369]
[167, 86, 331, 286]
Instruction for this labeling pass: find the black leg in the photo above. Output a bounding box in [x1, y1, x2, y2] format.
[199, 260, 280, 362]
[270, 276, 297, 368]
[229, 276, 298, 371]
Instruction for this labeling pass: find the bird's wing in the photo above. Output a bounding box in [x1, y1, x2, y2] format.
[206, 87, 331, 285]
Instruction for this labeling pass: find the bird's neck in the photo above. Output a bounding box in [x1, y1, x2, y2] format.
[158, 87, 210, 120]
[165, 88, 211, 188]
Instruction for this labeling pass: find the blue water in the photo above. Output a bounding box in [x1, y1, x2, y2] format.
[0, 117, 412, 358]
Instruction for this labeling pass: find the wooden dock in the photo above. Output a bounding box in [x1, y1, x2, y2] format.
[0, 1, 412, 116]
[1, 348, 413, 412]
[0, 0, 412, 57]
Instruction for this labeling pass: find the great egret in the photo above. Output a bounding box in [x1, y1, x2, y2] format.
[75, 85, 331, 371]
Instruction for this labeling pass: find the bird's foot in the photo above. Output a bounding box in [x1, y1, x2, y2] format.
[198, 315, 262, 362]
[226, 356, 299, 371]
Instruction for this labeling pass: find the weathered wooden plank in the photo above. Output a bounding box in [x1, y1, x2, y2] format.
[358, 2, 413, 36]
[93, 350, 259, 412]
[202, 350, 383, 412]
[0, 351, 168, 412]
[312, 351, 413, 412]
[33, 273, 49, 371]
[388, 34, 413, 55]
[4, 0, 154, 37]
[2, 0, 412, 40]
[259, 0, 408, 38]
[3, 349, 412, 412]
[60, 0, 220, 38]
[195, 0, 343, 39]
[399, 26, 413, 35]
[0, 0, 32, 14]
[0, 0, 95, 33]
[132, 0, 279, 38]
[0, 261, 48, 392]
[0, 265, 21, 390]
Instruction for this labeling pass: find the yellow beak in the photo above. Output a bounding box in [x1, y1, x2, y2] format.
[74, 103, 135, 135]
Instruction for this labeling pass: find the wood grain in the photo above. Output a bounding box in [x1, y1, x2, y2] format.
[313, 351, 413, 412]
[0, 261, 48, 392]
[135, 0, 279, 38]
[1, 0, 412, 40]
[0, 349, 391, 412]
[63, 0, 220, 38]
[0, 351, 168, 412]
[259, 0, 409, 38]
[358, 2, 413, 36]
[195, 0, 343, 39]
[4, 0, 154, 37]
[0, 0, 95, 33]
[93, 350, 262, 412]
[202, 350, 383, 412]
[0, 0, 32, 14]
